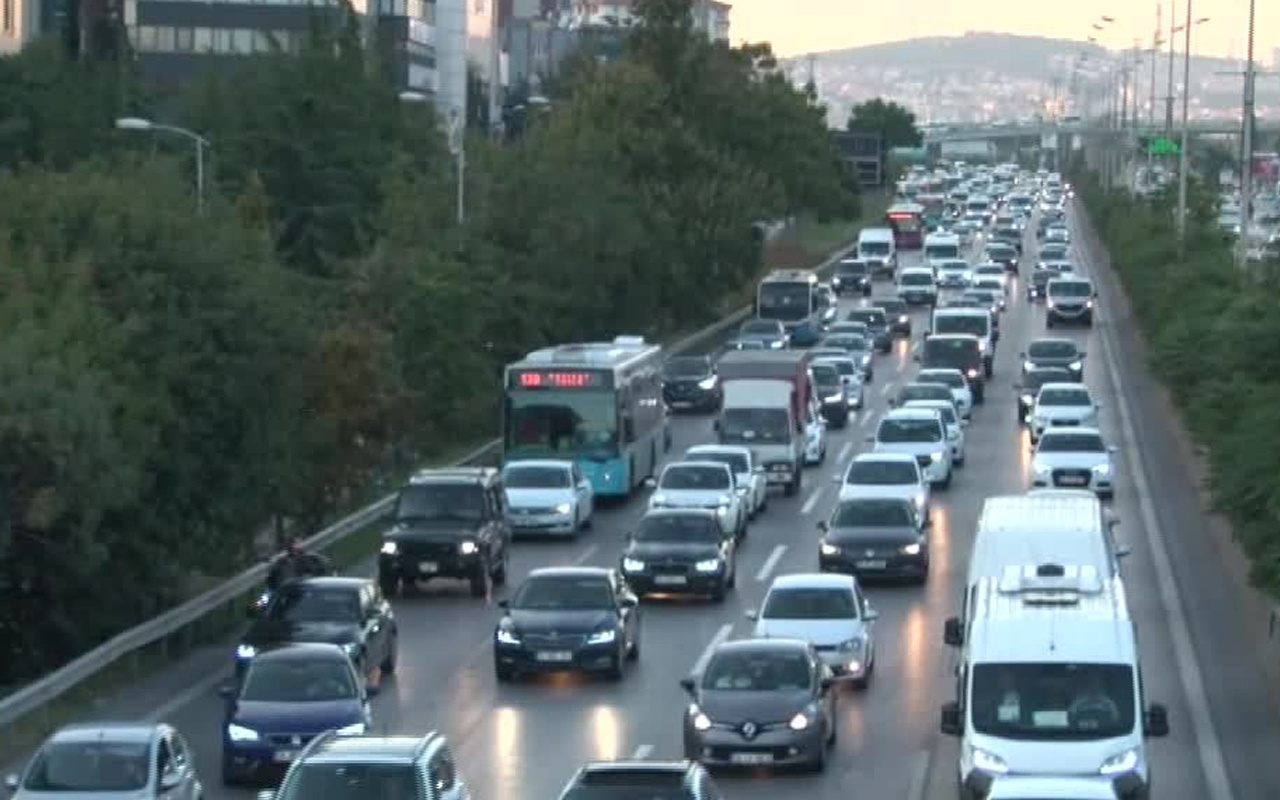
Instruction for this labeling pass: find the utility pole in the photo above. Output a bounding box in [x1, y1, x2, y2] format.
[1238, 0, 1256, 267]
[1175, 0, 1192, 252]
[1165, 0, 1177, 134]
[1152, 4, 1162, 128]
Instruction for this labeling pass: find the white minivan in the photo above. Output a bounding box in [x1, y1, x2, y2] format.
[856, 227, 898, 277]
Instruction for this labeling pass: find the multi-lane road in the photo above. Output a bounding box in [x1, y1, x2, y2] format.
[20, 202, 1280, 800]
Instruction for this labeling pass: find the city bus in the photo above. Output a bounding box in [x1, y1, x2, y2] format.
[754, 269, 822, 339]
[502, 336, 669, 498]
[885, 201, 925, 249]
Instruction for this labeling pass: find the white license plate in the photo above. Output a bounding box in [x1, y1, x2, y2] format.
[856, 560, 887, 569]
[1059, 476, 1087, 486]
[536, 650, 573, 662]
[273, 750, 298, 763]
[730, 752, 773, 765]
[418, 561, 438, 573]
[654, 575, 688, 586]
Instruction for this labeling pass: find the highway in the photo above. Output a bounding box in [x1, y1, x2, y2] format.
[37, 203, 1280, 800]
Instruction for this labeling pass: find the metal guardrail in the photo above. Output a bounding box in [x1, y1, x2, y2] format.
[0, 234, 857, 736]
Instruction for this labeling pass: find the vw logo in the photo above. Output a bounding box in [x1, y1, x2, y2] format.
[865, 549, 875, 557]
[740, 721, 758, 739]
[291, 736, 302, 746]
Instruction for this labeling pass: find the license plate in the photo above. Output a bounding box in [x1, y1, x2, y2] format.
[1059, 476, 1087, 486]
[536, 650, 573, 662]
[654, 575, 688, 586]
[856, 560, 887, 569]
[418, 561, 438, 573]
[671, 401, 693, 408]
[273, 750, 298, 763]
[730, 752, 773, 765]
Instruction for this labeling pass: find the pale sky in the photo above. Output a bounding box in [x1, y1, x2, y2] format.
[729, 0, 1278, 63]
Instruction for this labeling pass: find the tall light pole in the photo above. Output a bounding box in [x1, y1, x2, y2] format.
[1174, 1, 1197, 251]
[399, 90, 465, 227]
[1237, 0, 1256, 268]
[1165, 0, 1177, 134]
[115, 117, 210, 216]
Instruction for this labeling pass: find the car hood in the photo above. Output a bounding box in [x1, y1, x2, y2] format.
[874, 442, 944, 457]
[827, 525, 920, 548]
[505, 608, 616, 635]
[243, 620, 361, 649]
[625, 541, 721, 562]
[1033, 451, 1110, 471]
[651, 489, 731, 507]
[752, 618, 863, 647]
[14, 790, 154, 800]
[230, 698, 365, 733]
[385, 520, 483, 542]
[505, 488, 575, 509]
[697, 689, 813, 725]
[838, 483, 922, 504]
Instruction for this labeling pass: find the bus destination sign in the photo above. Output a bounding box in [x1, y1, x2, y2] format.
[510, 369, 611, 389]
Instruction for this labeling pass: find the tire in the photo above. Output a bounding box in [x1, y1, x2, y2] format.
[808, 741, 827, 773]
[940, 468, 952, 489]
[1046, 315, 1055, 328]
[379, 575, 401, 599]
[606, 652, 625, 681]
[727, 559, 737, 589]
[381, 634, 398, 675]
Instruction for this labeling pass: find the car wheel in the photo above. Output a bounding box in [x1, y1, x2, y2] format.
[381, 634, 398, 675]
[1046, 316, 1055, 328]
[711, 581, 727, 603]
[808, 740, 828, 773]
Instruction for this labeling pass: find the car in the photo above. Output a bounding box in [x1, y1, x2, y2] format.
[817, 334, 874, 380]
[877, 297, 912, 336]
[812, 355, 865, 409]
[1046, 276, 1096, 327]
[1022, 337, 1086, 382]
[843, 307, 892, 352]
[833, 451, 930, 520]
[662, 355, 722, 412]
[817, 497, 931, 583]
[647, 461, 747, 539]
[738, 318, 788, 350]
[904, 399, 966, 466]
[1029, 383, 1100, 444]
[377, 467, 512, 598]
[917, 333, 986, 403]
[1026, 267, 1056, 301]
[929, 306, 996, 373]
[621, 508, 738, 600]
[897, 267, 938, 306]
[810, 361, 850, 427]
[972, 278, 1006, 309]
[936, 259, 972, 288]
[220, 643, 373, 785]
[826, 321, 871, 341]
[1013, 366, 1074, 424]
[724, 337, 767, 351]
[972, 263, 1008, 294]
[685, 444, 768, 519]
[963, 288, 1002, 320]
[1043, 224, 1071, 245]
[502, 460, 594, 537]
[917, 368, 974, 420]
[263, 731, 465, 800]
[8, 723, 202, 800]
[556, 761, 717, 800]
[831, 258, 873, 296]
[1038, 243, 1070, 262]
[869, 407, 953, 487]
[680, 638, 841, 770]
[749, 573, 878, 686]
[805, 400, 828, 466]
[1031, 427, 1116, 497]
[986, 242, 1020, 272]
[494, 567, 640, 681]
[234, 577, 397, 686]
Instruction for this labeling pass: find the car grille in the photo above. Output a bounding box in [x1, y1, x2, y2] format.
[395, 540, 457, 559]
[1052, 469, 1091, 487]
[1054, 303, 1085, 313]
[523, 633, 588, 648]
[513, 507, 559, 516]
[664, 381, 703, 396]
[265, 733, 320, 747]
[915, 455, 932, 467]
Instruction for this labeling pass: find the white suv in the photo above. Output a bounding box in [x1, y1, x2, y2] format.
[646, 461, 747, 538]
[869, 408, 953, 487]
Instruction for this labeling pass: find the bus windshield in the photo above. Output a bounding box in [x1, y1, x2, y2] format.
[925, 243, 960, 260]
[505, 391, 619, 460]
[758, 283, 813, 322]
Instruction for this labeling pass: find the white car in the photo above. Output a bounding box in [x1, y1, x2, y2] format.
[1029, 382, 1100, 443]
[904, 399, 966, 466]
[972, 263, 1009, 293]
[748, 573, 878, 686]
[1043, 225, 1071, 245]
[502, 459, 594, 537]
[868, 408, 953, 487]
[1031, 427, 1115, 498]
[936, 259, 973, 289]
[685, 444, 768, 519]
[897, 267, 938, 306]
[972, 277, 1007, 309]
[917, 368, 973, 420]
[833, 452, 930, 521]
[813, 356, 864, 410]
[805, 398, 828, 466]
[646, 461, 746, 538]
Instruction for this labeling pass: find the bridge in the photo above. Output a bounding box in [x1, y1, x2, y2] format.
[922, 120, 1280, 145]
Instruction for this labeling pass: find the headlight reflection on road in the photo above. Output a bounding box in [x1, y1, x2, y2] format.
[492, 706, 520, 794]
[1019, 429, 1034, 474]
[929, 504, 950, 567]
[900, 607, 928, 720]
[592, 705, 620, 761]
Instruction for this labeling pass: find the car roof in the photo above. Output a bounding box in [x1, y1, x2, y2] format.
[767, 573, 857, 591]
[1029, 337, 1077, 348]
[666, 460, 731, 473]
[686, 444, 750, 458]
[900, 267, 933, 274]
[641, 507, 720, 521]
[883, 407, 942, 421]
[1048, 275, 1091, 283]
[307, 735, 429, 765]
[1039, 382, 1089, 392]
[49, 723, 161, 745]
[904, 399, 955, 412]
[255, 642, 349, 661]
[408, 467, 496, 485]
[1039, 426, 1103, 438]
[852, 451, 916, 464]
[503, 459, 574, 471]
[527, 566, 612, 580]
[925, 333, 980, 342]
[933, 307, 987, 317]
[712, 637, 811, 655]
[918, 367, 964, 376]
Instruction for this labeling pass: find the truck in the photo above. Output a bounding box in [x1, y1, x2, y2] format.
[714, 350, 812, 496]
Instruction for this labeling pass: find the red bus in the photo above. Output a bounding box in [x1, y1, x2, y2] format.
[885, 202, 925, 249]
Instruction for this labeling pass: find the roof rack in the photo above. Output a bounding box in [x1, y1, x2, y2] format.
[997, 563, 1104, 605]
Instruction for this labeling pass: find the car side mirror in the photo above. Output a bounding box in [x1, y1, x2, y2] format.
[940, 702, 963, 736]
[679, 677, 696, 696]
[643, 478, 657, 489]
[1018, 351, 1026, 358]
[943, 616, 964, 647]
[864, 606, 879, 622]
[745, 609, 758, 621]
[1115, 543, 1133, 558]
[1144, 703, 1170, 737]
[1095, 402, 1102, 409]
[819, 677, 834, 692]
[159, 768, 183, 790]
[1108, 445, 1118, 453]
[1012, 383, 1022, 390]
[816, 520, 828, 532]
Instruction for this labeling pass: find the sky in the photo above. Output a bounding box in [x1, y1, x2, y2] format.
[728, 0, 1279, 64]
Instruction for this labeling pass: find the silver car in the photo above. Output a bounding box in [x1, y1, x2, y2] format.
[7, 723, 202, 800]
[1029, 382, 1100, 444]
[646, 461, 746, 538]
[1031, 427, 1116, 498]
[685, 444, 768, 519]
[503, 460, 594, 537]
[749, 573, 878, 686]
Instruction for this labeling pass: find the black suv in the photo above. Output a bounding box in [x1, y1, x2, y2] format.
[267, 731, 465, 800]
[663, 355, 722, 412]
[557, 761, 718, 800]
[378, 468, 512, 598]
[832, 259, 872, 296]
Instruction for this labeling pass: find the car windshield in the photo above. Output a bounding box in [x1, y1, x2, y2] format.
[269, 585, 361, 623]
[846, 460, 917, 485]
[742, 320, 780, 335]
[702, 650, 812, 691]
[901, 272, 933, 285]
[812, 365, 841, 388]
[879, 418, 942, 443]
[940, 261, 968, 272]
[971, 663, 1136, 740]
[503, 465, 571, 489]
[832, 498, 914, 527]
[688, 451, 749, 475]
[1040, 247, 1068, 259]
[1028, 341, 1078, 359]
[562, 775, 691, 800]
[23, 740, 151, 792]
[923, 338, 979, 366]
[513, 576, 613, 610]
[762, 587, 857, 620]
[989, 245, 1014, 256]
[879, 301, 907, 315]
[829, 324, 867, 336]
[1040, 389, 1091, 406]
[901, 384, 952, 403]
[837, 262, 868, 275]
[976, 279, 1002, 291]
[934, 315, 988, 336]
[661, 465, 730, 490]
[635, 514, 721, 544]
[909, 403, 956, 425]
[241, 657, 358, 702]
[287, 763, 420, 800]
[1050, 282, 1091, 297]
[919, 371, 963, 388]
[1032, 269, 1055, 284]
[1039, 433, 1106, 452]
[860, 242, 890, 256]
[817, 358, 855, 377]
[758, 283, 813, 321]
[395, 483, 485, 523]
[720, 408, 790, 444]
[664, 357, 710, 378]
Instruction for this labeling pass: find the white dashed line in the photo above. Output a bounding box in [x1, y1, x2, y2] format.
[631, 744, 654, 759]
[837, 440, 854, 463]
[800, 487, 824, 516]
[905, 749, 931, 800]
[755, 545, 787, 582]
[145, 669, 227, 723]
[691, 624, 734, 675]
[571, 544, 598, 566]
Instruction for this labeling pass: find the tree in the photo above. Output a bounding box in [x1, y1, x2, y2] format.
[846, 97, 923, 149]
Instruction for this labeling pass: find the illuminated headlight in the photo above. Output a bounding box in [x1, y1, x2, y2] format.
[1069, 360, 1083, 371]
[691, 706, 712, 731]
[1099, 747, 1140, 775]
[1032, 461, 1050, 475]
[898, 315, 909, 323]
[586, 629, 617, 645]
[622, 557, 645, 572]
[770, 340, 784, 349]
[1086, 300, 1094, 309]
[458, 540, 479, 555]
[832, 276, 842, 285]
[1023, 360, 1034, 372]
[380, 541, 398, 555]
[735, 486, 748, 497]
[343, 642, 360, 657]
[335, 722, 366, 736]
[227, 724, 259, 742]
[1093, 464, 1112, 475]
[1020, 393, 1033, 406]
[901, 542, 922, 555]
[651, 493, 668, 507]
[698, 376, 718, 389]
[929, 451, 944, 462]
[820, 541, 841, 556]
[977, 339, 987, 353]
[971, 746, 1009, 774]
[694, 558, 723, 573]
[554, 503, 572, 515]
[1047, 300, 1057, 309]
[825, 393, 844, 404]
[788, 711, 812, 731]
[236, 644, 257, 660]
[496, 627, 521, 645]
[913, 492, 926, 510]
[966, 368, 978, 378]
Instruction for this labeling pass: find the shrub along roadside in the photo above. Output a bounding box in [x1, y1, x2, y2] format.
[1071, 167, 1280, 598]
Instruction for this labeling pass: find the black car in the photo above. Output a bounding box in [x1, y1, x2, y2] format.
[378, 468, 512, 598]
[1013, 366, 1073, 424]
[986, 242, 1020, 272]
[235, 577, 397, 684]
[877, 298, 911, 336]
[1022, 338, 1086, 381]
[494, 567, 640, 681]
[831, 259, 872, 296]
[917, 334, 985, 402]
[818, 497, 930, 583]
[811, 362, 850, 427]
[1027, 268, 1056, 301]
[844, 308, 892, 352]
[620, 509, 737, 600]
[557, 761, 717, 800]
[663, 355, 722, 412]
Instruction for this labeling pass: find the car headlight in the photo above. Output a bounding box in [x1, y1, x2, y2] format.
[1086, 300, 1094, 309]
[695, 558, 723, 573]
[770, 340, 784, 349]
[1099, 747, 1140, 775]
[698, 376, 718, 389]
[977, 339, 987, 353]
[966, 368, 978, 379]
[380, 541, 398, 555]
[587, 629, 617, 645]
[227, 724, 259, 742]
[236, 644, 257, 660]
[1069, 360, 1083, 371]
[496, 627, 521, 645]
[622, 557, 645, 572]
[788, 711, 812, 731]
[971, 746, 1009, 774]
[930, 451, 944, 462]
[343, 642, 360, 657]
[898, 315, 909, 323]
[901, 542, 922, 555]
[651, 493, 667, 506]
[554, 502, 572, 515]
[735, 486, 748, 497]
[335, 722, 366, 736]
[825, 393, 844, 404]
[458, 540, 479, 555]
[1093, 463, 1112, 475]
[1023, 360, 1034, 372]
[1047, 300, 1057, 309]
[691, 706, 712, 731]
[1020, 393, 1033, 406]
[839, 636, 863, 652]
[820, 540, 840, 556]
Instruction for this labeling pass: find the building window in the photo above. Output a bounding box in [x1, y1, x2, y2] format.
[156, 25, 175, 50]
[3, 0, 13, 35]
[139, 24, 158, 50]
[174, 26, 194, 51]
[231, 28, 252, 53]
[194, 25, 212, 51]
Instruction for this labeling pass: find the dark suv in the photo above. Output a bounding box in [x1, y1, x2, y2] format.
[557, 761, 718, 800]
[378, 468, 512, 598]
[266, 731, 466, 800]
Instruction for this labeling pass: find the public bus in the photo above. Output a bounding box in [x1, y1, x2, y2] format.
[916, 193, 948, 230]
[885, 201, 926, 249]
[755, 269, 821, 336]
[502, 336, 669, 498]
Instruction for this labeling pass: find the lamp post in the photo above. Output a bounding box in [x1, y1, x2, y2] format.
[399, 91, 465, 226]
[115, 117, 210, 215]
[1175, 9, 1209, 251]
[1237, 0, 1256, 268]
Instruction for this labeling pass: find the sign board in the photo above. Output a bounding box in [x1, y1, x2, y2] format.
[1149, 137, 1179, 156]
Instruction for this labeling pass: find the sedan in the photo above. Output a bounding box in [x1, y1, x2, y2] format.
[681, 639, 840, 771]
[1031, 427, 1116, 498]
[684, 444, 768, 519]
[936, 259, 973, 289]
[843, 308, 892, 353]
[972, 263, 1008, 294]
[1026, 268, 1056, 301]
[738, 318, 788, 350]
[1013, 366, 1074, 424]
[621, 509, 737, 600]
[812, 355, 864, 410]
[833, 452, 930, 521]
[893, 381, 957, 411]
[749, 573, 878, 687]
[1022, 337, 1086, 382]
[818, 497, 931, 583]
[494, 567, 640, 681]
[916, 368, 973, 420]
[810, 362, 850, 427]
[1029, 383, 1100, 443]
[817, 335, 874, 381]
[503, 459, 594, 536]
[877, 298, 912, 336]
[972, 278, 1007, 310]
[9, 723, 203, 800]
[646, 461, 746, 539]
[662, 355, 722, 412]
[870, 409, 953, 487]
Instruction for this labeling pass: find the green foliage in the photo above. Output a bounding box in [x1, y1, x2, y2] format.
[846, 97, 922, 149]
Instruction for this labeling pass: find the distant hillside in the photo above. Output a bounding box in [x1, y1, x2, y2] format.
[803, 32, 1101, 78]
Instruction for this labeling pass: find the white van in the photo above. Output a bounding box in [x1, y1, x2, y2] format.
[941, 563, 1170, 800]
[924, 231, 962, 271]
[930, 308, 994, 377]
[856, 227, 897, 277]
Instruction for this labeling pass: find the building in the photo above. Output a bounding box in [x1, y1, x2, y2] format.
[833, 130, 884, 188]
[692, 0, 727, 42]
[1, 0, 64, 53]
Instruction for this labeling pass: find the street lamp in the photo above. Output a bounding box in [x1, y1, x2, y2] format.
[115, 117, 211, 215]
[1175, 10, 1209, 251]
[399, 90, 465, 226]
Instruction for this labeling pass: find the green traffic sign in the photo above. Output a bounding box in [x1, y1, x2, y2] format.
[1149, 137, 1179, 155]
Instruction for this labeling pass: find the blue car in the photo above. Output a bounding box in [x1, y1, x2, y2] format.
[219, 643, 373, 786]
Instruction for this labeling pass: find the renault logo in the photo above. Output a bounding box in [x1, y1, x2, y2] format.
[741, 722, 758, 739]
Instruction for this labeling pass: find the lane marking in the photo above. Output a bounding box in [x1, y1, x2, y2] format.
[145, 668, 227, 723]
[1096, 263, 1234, 800]
[755, 545, 787, 582]
[801, 487, 824, 516]
[837, 440, 854, 464]
[571, 544, 599, 566]
[905, 749, 931, 800]
[692, 623, 734, 675]
[879, 383, 894, 397]
[631, 744, 654, 760]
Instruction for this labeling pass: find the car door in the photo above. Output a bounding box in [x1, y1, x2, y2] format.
[486, 485, 511, 560]
[612, 571, 640, 645]
[163, 731, 198, 800]
[572, 464, 594, 520]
